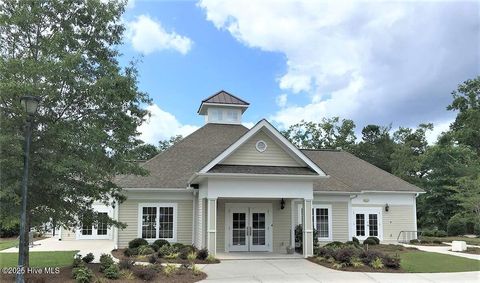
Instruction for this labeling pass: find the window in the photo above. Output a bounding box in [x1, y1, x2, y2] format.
[226, 110, 238, 122]
[81, 221, 93, 235]
[356, 214, 365, 236]
[97, 212, 108, 235]
[368, 214, 378, 237]
[255, 140, 267, 152]
[210, 109, 223, 122]
[298, 204, 332, 241]
[139, 203, 177, 241]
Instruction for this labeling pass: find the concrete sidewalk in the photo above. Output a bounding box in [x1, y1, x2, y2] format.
[200, 259, 480, 283]
[0, 237, 115, 263]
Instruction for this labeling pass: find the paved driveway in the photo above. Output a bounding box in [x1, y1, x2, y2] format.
[199, 259, 480, 283]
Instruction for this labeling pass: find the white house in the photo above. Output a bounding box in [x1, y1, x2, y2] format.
[60, 90, 423, 257]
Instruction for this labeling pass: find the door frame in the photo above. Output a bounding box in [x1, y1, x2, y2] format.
[225, 203, 273, 252]
[351, 207, 383, 241]
[76, 204, 113, 240]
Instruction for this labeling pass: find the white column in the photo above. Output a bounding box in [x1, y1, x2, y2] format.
[303, 199, 313, 257]
[196, 198, 204, 248]
[207, 198, 217, 255]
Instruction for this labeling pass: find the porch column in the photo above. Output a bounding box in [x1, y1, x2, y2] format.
[207, 198, 217, 255]
[303, 199, 313, 257]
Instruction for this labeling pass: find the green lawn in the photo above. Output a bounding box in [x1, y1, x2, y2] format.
[0, 239, 18, 251]
[400, 251, 480, 273]
[0, 251, 77, 268]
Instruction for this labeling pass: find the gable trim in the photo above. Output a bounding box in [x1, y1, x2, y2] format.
[198, 119, 327, 176]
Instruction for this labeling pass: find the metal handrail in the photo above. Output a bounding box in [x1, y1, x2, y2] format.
[397, 230, 422, 243]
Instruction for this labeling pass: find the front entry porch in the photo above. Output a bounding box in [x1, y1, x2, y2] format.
[197, 196, 315, 258]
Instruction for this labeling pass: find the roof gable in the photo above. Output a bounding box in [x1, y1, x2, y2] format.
[199, 119, 327, 176]
[202, 90, 249, 105]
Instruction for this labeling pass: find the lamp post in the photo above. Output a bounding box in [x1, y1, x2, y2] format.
[16, 96, 40, 283]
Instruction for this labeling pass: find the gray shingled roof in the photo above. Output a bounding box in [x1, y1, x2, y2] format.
[209, 164, 317, 175]
[116, 123, 423, 193]
[115, 124, 249, 188]
[303, 150, 424, 192]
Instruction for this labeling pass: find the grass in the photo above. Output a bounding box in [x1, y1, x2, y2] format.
[451, 247, 480, 255]
[0, 239, 18, 251]
[400, 251, 480, 273]
[0, 251, 77, 268]
[421, 236, 480, 246]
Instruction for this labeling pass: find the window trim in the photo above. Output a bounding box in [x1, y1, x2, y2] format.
[138, 203, 177, 242]
[297, 204, 333, 241]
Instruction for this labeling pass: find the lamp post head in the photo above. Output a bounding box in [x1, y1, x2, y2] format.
[20, 96, 40, 116]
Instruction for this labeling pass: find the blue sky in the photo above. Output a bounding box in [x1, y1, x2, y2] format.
[118, 0, 479, 145]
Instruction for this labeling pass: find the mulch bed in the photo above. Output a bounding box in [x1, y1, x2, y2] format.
[307, 257, 405, 273]
[112, 249, 220, 264]
[0, 263, 207, 283]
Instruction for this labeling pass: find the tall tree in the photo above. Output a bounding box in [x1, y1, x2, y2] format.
[281, 118, 356, 150]
[353, 124, 395, 172]
[158, 135, 183, 152]
[447, 76, 480, 155]
[0, 0, 150, 265]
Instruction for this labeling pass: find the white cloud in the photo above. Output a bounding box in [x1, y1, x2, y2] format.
[138, 104, 199, 144]
[426, 119, 453, 145]
[127, 15, 193, 55]
[276, 94, 288, 107]
[242, 122, 255, 129]
[199, 1, 479, 130]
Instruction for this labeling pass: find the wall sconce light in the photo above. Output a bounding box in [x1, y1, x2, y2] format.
[281, 198, 285, 210]
[385, 203, 389, 212]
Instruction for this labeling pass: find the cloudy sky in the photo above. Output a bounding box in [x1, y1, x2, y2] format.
[118, 0, 479, 145]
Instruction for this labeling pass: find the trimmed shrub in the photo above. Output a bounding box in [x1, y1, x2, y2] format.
[315, 247, 335, 259]
[363, 238, 377, 245]
[118, 258, 135, 270]
[138, 245, 155, 255]
[149, 244, 159, 252]
[158, 245, 176, 258]
[196, 248, 209, 260]
[72, 266, 93, 283]
[124, 247, 138, 257]
[333, 247, 358, 264]
[324, 241, 345, 249]
[409, 239, 419, 244]
[382, 254, 401, 269]
[433, 239, 443, 244]
[365, 237, 380, 245]
[72, 254, 84, 268]
[104, 264, 120, 279]
[171, 242, 185, 251]
[134, 268, 157, 281]
[179, 246, 191, 260]
[82, 253, 94, 264]
[128, 238, 149, 249]
[99, 254, 115, 272]
[422, 229, 435, 237]
[434, 230, 447, 237]
[153, 239, 170, 249]
[447, 215, 466, 236]
[352, 237, 360, 245]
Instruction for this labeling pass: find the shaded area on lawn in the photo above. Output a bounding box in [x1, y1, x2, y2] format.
[0, 239, 18, 251]
[0, 251, 78, 268]
[400, 251, 480, 273]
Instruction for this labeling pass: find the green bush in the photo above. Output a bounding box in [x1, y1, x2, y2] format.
[134, 267, 157, 281]
[324, 241, 345, 249]
[409, 239, 419, 244]
[365, 237, 380, 245]
[128, 238, 149, 249]
[171, 242, 185, 251]
[422, 229, 435, 237]
[434, 230, 447, 237]
[371, 257, 384, 269]
[447, 215, 466, 236]
[158, 245, 176, 258]
[333, 247, 358, 264]
[382, 254, 400, 269]
[138, 245, 155, 255]
[475, 220, 480, 236]
[104, 264, 120, 279]
[82, 253, 94, 264]
[352, 237, 360, 245]
[153, 239, 170, 249]
[72, 254, 84, 268]
[363, 238, 377, 245]
[148, 254, 158, 264]
[118, 258, 135, 270]
[99, 254, 115, 272]
[123, 247, 138, 257]
[72, 266, 93, 283]
[196, 248, 208, 260]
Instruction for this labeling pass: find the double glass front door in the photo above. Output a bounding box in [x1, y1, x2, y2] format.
[353, 208, 382, 241]
[228, 205, 271, 252]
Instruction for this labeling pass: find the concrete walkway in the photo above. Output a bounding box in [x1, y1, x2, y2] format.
[200, 259, 480, 283]
[0, 237, 114, 263]
[402, 244, 480, 261]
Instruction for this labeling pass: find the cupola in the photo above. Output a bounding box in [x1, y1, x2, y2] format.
[198, 90, 249, 124]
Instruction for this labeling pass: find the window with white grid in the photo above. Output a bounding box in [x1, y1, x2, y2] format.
[312, 205, 332, 241]
[139, 203, 176, 241]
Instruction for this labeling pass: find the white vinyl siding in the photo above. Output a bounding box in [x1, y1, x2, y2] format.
[221, 130, 302, 167]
